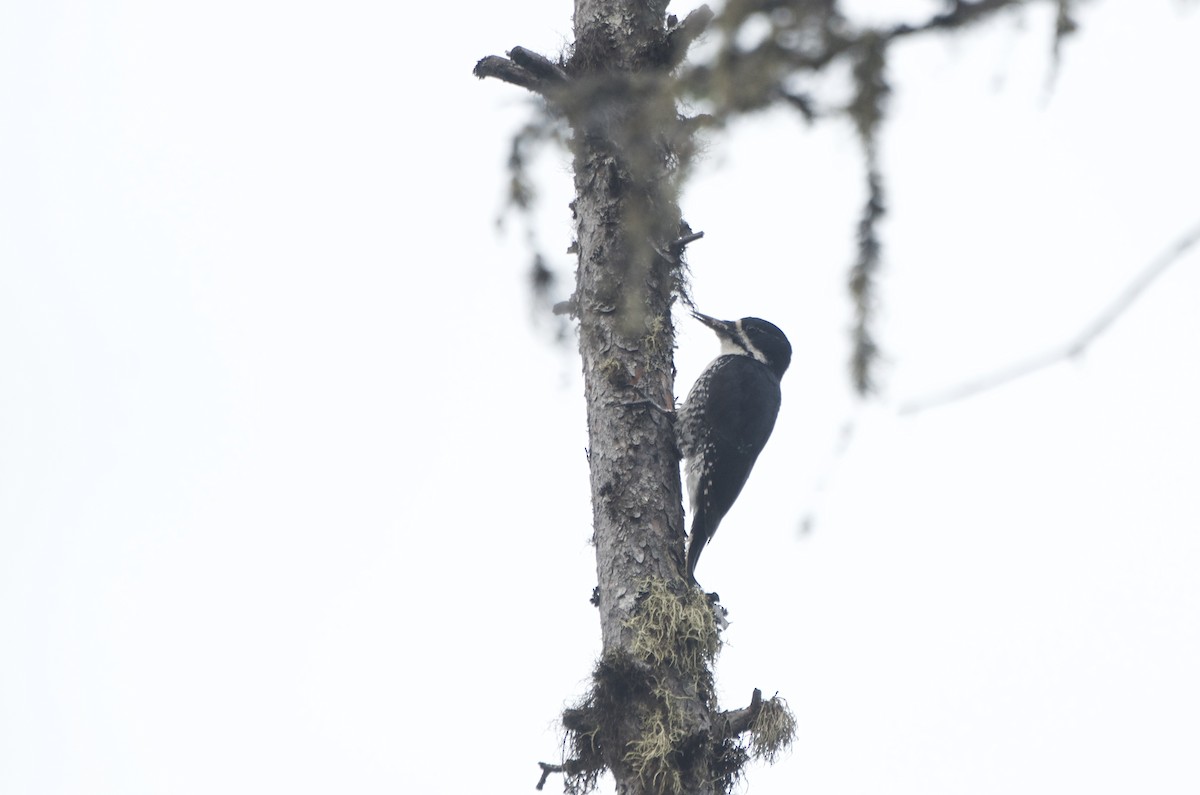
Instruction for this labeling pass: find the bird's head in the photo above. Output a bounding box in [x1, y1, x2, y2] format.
[691, 310, 792, 379]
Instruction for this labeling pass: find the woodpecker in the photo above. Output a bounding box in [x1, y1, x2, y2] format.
[677, 310, 792, 583]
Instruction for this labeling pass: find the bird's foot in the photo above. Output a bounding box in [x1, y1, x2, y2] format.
[707, 592, 729, 630]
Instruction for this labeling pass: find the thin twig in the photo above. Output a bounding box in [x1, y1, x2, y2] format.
[536, 762, 563, 790]
[1065, 220, 1200, 357]
[899, 219, 1200, 414]
[898, 347, 1067, 415]
[890, 0, 1025, 39]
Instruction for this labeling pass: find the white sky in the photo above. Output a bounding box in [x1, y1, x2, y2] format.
[2, 1, 1198, 794]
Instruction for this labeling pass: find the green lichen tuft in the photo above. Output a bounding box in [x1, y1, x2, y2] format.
[561, 582, 730, 795]
[624, 578, 720, 678]
[641, 313, 670, 357]
[748, 696, 797, 764]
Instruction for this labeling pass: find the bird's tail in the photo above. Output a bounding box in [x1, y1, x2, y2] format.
[685, 513, 712, 584]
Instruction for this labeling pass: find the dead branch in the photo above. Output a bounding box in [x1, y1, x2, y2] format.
[535, 762, 563, 790]
[717, 688, 763, 737]
[474, 48, 567, 98]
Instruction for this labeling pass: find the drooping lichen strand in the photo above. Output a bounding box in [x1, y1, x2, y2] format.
[623, 704, 686, 795]
[748, 696, 797, 764]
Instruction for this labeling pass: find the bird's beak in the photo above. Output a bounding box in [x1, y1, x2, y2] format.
[690, 310, 737, 338]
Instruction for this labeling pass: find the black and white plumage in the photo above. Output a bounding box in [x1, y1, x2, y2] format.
[677, 310, 792, 582]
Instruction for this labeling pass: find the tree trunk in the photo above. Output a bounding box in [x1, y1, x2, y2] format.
[567, 2, 719, 793]
[476, 4, 783, 793]
[570, 1, 685, 642]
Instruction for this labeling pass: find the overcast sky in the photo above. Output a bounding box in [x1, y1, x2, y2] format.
[3, 1, 1199, 794]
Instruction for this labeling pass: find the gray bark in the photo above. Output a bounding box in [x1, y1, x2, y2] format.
[568, 2, 713, 793]
[567, 0, 685, 640]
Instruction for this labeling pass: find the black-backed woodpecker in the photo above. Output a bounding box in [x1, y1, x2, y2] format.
[677, 310, 792, 582]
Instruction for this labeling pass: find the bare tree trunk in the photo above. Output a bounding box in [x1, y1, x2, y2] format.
[570, 3, 685, 641]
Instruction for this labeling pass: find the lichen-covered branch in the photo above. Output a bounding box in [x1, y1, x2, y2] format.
[482, 1, 1076, 398]
[847, 34, 890, 396]
[664, 5, 716, 70]
[473, 54, 544, 93]
[890, 0, 1027, 38]
[473, 47, 570, 100]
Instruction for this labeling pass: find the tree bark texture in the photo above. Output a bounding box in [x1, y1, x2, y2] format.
[567, 2, 712, 793]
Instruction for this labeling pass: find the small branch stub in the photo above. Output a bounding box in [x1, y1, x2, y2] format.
[509, 46, 570, 84]
[669, 230, 705, 255]
[473, 55, 541, 92]
[719, 688, 763, 737]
